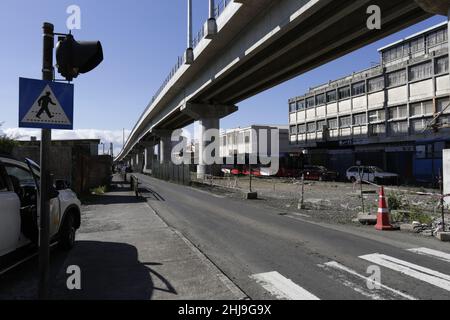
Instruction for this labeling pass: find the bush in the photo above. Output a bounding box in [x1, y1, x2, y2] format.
[387, 192, 407, 211]
[0, 123, 17, 155]
[91, 185, 107, 195]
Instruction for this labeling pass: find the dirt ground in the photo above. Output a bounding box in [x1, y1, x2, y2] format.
[192, 175, 448, 226]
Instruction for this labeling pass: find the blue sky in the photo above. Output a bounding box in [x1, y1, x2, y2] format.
[0, 1, 447, 152]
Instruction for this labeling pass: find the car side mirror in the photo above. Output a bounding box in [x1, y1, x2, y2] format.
[55, 180, 70, 190]
[49, 186, 60, 199]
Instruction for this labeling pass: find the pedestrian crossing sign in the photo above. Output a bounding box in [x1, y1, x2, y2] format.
[19, 78, 74, 130]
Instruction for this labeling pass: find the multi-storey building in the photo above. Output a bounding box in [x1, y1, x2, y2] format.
[288, 22, 449, 184]
[220, 125, 292, 159]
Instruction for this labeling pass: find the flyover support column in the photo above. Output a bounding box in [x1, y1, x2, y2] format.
[144, 145, 155, 175]
[198, 117, 220, 179]
[156, 131, 173, 165]
[180, 103, 238, 180]
[138, 151, 145, 173]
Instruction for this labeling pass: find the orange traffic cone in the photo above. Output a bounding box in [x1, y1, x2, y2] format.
[375, 186, 394, 231]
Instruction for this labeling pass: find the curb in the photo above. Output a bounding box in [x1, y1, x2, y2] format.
[144, 200, 249, 300]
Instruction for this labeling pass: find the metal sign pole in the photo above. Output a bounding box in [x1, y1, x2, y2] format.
[38, 22, 54, 300]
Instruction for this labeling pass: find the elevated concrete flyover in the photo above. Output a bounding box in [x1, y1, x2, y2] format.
[117, 0, 447, 174]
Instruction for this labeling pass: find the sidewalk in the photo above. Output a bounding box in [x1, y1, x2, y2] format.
[50, 176, 246, 300]
[0, 175, 245, 300]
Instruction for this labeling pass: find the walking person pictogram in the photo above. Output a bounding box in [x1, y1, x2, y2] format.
[36, 91, 56, 119]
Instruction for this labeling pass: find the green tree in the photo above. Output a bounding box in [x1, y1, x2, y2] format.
[0, 122, 18, 155]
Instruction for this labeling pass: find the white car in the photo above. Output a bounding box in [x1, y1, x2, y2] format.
[0, 156, 81, 268]
[346, 166, 399, 184]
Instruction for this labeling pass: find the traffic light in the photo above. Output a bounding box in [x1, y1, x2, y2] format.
[56, 34, 103, 81]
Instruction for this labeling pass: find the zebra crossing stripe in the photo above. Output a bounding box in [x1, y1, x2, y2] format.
[407, 247, 450, 263]
[360, 254, 450, 292]
[250, 271, 320, 300]
[323, 261, 417, 300]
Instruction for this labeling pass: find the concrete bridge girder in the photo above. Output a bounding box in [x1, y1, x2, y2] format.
[414, 0, 449, 15]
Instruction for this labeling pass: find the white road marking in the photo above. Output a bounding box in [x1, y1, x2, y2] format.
[407, 248, 450, 263]
[188, 187, 226, 198]
[360, 254, 450, 292]
[322, 261, 417, 300]
[250, 271, 320, 300]
[291, 212, 311, 218]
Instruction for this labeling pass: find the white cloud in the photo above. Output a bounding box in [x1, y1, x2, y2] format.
[3, 128, 131, 157]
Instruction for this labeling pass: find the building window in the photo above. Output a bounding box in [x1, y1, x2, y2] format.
[382, 44, 408, 62]
[427, 29, 448, 47]
[389, 105, 407, 120]
[389, 121, 408, 136]
[352, 82, 366, 96]
[353, 113, 367, 126]
[316, 93, 326, 106]
[307, 122, 316, 133]
[339, 116, 351, 128]
[368, 76, 385, 92]
[410, 102, 422, 116]
[297, 100, 305, 111]
[436, 56, 449, 74]
[387, 69, 407, 87]
[317, 120, 327, 131]
[222, 137, 226, 147]
[437, 97, 450, 113]
[338, 86, 351, 100]
[369, 123, 386, 136]
[368, 110, 386, 123]
[411, 118, 428, 133]
[306, 97, 315, 108]
[298, 124, 306, 134]
[290, 126, 297, 135]
[289, 102, 296, 113]
[245, 135, 250, 144]
[423, 100, 434, 115]
[410, 37, 425, 54]
[328, 118, 338, 129]
[326, 90, 337, 103]
[409, 61, 433, 81]
[410, 100, 433, 116]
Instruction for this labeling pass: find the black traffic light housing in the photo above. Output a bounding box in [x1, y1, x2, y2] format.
[56, 34, 103, 81]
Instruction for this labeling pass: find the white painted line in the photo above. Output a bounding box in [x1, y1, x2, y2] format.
[291, 212, 311, 218]
[250, 271, 320, 300]
[360, 254, 450, 292]
[407, 248, 450, 263]
[188, 187, 226, 198]
[323, 261, 417, 300]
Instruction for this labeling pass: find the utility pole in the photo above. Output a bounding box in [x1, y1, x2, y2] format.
[38, 22, 54, 300]
[185, 0, 194, 64]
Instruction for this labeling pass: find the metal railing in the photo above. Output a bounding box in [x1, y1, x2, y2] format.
[152, 162, 192, 186]
[132, 0, 234, 135]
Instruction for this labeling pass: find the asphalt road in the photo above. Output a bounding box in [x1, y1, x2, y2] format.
[135, 173, 450, 300]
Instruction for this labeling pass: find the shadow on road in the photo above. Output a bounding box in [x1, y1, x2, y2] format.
[0, 241, 177, 300]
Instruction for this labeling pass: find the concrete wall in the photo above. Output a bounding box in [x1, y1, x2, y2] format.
[12, 145, 72, 183]
[12, 142, 111, 195]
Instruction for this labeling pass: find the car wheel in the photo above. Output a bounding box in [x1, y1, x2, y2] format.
[59, 214, 76, 251]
